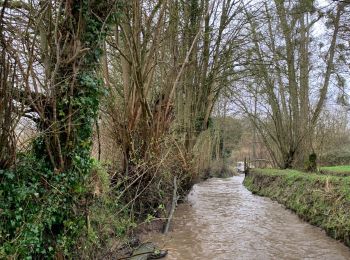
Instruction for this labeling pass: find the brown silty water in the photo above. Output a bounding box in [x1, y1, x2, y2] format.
[143, 175, 350, 260]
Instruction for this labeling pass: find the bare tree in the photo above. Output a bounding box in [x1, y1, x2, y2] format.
[231, 0, 346, 168]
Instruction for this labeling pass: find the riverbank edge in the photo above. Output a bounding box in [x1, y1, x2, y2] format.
[243, 169, 350, 247]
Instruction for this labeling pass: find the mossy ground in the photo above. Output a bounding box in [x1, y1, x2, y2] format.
[243, 168, 350, 247]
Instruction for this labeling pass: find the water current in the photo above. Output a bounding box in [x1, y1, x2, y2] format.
[144, 175, 350, 259]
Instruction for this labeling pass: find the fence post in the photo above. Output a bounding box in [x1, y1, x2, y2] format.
[244, 157, 249, 175]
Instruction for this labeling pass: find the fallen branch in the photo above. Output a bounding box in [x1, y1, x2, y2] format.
[163, 176, 178, 233]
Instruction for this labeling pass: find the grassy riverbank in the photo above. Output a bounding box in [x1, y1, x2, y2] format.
[243, 169, 350, 247]
[319, 165, 350, 176]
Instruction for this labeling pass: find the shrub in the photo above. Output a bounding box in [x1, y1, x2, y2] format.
[319, 150, 350, 166]
[0, 154, 82, 258]
[0, 156, 107, 258]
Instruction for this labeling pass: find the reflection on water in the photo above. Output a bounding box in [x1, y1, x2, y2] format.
[144, 176, 350, 260]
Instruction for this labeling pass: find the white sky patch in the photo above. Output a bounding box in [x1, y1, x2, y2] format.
[313, 0, 332, 37]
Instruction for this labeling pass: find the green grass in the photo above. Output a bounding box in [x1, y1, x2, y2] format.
[244, 168, 350, 247]
[320, 165, 350, 176]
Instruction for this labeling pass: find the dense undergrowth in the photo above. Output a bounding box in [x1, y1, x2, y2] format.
[244, 168, 350, 247]
[0, 155, 133, 259]
[0, 132, 201, 258]
[202, 160, 237, 179]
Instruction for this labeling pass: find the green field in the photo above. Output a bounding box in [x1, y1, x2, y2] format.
[320, 165, 350, 176]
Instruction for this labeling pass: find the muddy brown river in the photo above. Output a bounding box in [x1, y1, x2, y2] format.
[144, 175, 350, 260]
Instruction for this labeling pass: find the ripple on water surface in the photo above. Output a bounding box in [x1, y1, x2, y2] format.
[144, 176, 350, 260]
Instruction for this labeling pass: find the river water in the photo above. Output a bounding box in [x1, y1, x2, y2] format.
[144, 175, 350, 260]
